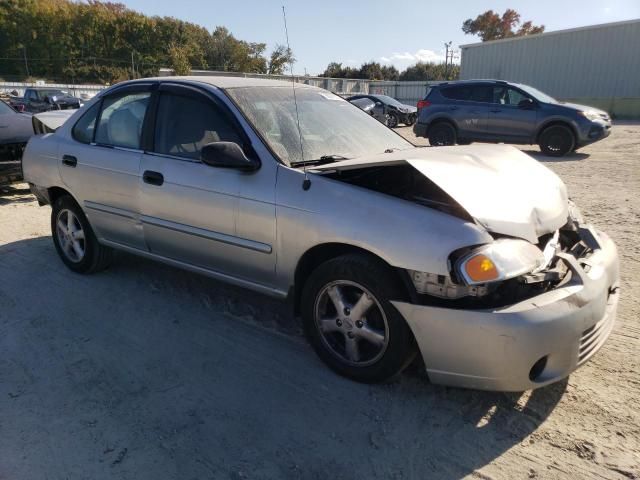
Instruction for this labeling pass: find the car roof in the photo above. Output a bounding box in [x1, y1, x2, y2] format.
[124, 75, 315, 90]
[433, 79, 510, 87]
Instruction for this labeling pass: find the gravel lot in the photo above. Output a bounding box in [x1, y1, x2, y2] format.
[0, 124, 638, 479]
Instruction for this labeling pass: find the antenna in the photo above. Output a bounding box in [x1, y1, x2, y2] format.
[282, 6, 310, 190]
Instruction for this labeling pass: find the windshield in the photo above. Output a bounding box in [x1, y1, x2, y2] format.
[227, 86, 412, 166]
[373, 95, 405, 108]
[517, 84, 557, 104]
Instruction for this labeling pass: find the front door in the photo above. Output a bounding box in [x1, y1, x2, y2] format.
[57, 84, 154, 250]
[139, 83, 277, 286]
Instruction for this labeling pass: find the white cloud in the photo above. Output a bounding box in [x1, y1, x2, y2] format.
[380, 48, 457, 66]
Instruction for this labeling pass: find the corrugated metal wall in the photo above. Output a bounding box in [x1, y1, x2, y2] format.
[460, 20, 640, 100]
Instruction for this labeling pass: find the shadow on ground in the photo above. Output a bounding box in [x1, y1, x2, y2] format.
[0, 236, 566, 479]
[522, 149, 590, 162]
[0, 184, 34, 205]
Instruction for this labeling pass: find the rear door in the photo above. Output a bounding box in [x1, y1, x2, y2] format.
[57, 83, 154, 250]
[487, 86, 538, 142]
[439, 85, 490, 138]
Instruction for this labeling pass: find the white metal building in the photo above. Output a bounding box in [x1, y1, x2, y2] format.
[460, 19, 640, 118]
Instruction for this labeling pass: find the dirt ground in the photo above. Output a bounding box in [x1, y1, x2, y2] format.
[0, 125, 638, 480]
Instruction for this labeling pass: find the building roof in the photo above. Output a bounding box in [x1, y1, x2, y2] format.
[460, 18, 640, 48]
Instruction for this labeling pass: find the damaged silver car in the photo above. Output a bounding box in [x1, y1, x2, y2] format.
[22, 77, 619, 391]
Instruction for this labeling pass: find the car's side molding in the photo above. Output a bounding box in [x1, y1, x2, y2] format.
[140, 215, 273, 254]
[100, 239, 286, 298]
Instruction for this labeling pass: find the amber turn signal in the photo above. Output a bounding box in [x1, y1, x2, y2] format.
[464, 254, 499, 282]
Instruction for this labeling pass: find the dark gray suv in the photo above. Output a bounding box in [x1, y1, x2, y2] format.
[414, 80, 612, 156]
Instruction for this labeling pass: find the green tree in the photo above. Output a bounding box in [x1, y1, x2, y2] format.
[267, 44, 294, 75]
[168, 43, 191, 75]
[462, 9, 544, 41]
[0, 0, 290, 83]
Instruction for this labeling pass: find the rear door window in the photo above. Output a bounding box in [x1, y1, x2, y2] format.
[470, 86, 493, 103]
[441, 86, 472, 101]
[95, 92, 151, 149]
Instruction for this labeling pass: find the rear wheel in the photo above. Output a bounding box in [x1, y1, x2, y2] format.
[538, 125, 575, 157]
[428, 122, 457, 146]
[301, 254, 417, 383]
[51, 195, 113, 273]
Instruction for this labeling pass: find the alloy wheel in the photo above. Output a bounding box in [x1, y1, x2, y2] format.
[56, 209, 86, 263]
[314, 280, 389, 366]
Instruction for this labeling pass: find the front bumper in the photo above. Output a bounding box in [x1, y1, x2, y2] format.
[577, 120, 612, 147]
[393, 230, 619, 391]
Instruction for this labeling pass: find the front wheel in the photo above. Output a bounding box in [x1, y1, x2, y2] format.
[387, 113, 399, 128]
[51, 195, 113, 273]
[538, 125, 575, 156]
[301, 254, 417, 383]
[405, 114, 416, 126]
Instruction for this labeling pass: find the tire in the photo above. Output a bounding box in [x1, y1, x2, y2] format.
[51, 195, 113, 273]
[301, 254, 417, 383]
[538, 125, 575, 157]
[387, 113, 399, 128]
[405, 114, 416, 127]
[457, 139, 472, 145]
[428, 122, 457, 146]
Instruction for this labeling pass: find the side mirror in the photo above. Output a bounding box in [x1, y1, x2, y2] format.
[201, 142, 260, 171]
[518, 98, 535, 109]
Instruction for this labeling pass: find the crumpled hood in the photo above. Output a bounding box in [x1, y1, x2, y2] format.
[313, 144, 569, 243]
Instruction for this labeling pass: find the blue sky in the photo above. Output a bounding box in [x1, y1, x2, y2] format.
[117, 0, 639, 75]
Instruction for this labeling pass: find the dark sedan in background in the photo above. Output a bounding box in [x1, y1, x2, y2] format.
[347, 94, 417, 128]
[0, 100, 32, 185]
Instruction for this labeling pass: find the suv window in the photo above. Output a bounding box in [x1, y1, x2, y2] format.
[95, 92, 150, 149]
[493, 87, 529, 106]
[72, 102, 100, 144]
[441, 86, 471, 101]
[153, 93, 242, 160]
[470, 86, 493, 103]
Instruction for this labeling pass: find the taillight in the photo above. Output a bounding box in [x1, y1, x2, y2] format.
[417, 99, 431, 109]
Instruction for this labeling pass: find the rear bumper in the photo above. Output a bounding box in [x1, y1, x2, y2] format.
[393, 229, 619, 391]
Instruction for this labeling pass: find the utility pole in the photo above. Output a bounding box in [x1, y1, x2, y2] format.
[444, 41, 452, 79]
[23, 46, 30, 77]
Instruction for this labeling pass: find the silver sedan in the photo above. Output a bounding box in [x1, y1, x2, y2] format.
[22, 77, 619, 390]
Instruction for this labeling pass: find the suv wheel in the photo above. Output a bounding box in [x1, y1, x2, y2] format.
[51, 195, 113, 273]
[538, 125, 575, 157]
[428, 122, 457, 146]
[301, 254, 417, 383]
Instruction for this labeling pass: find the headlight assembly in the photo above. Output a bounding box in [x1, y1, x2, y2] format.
[455, 239, 545, 286]
[578, 110, 601, 121]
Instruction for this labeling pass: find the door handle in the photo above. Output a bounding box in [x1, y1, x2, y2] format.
[143, 170, 164, 186]
[62, 155, 77, 167]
